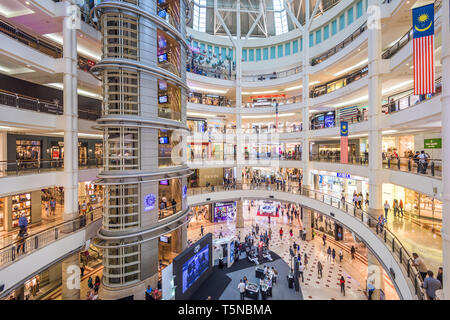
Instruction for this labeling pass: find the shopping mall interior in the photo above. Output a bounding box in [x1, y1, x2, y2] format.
[0, 0, 449, 302]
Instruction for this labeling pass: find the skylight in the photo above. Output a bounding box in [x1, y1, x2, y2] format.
[273, 0, 288, 35]
[193, 0, 206, 32]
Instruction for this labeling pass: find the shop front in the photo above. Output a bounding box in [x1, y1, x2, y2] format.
[312, 212, 345, 241]
[312, 170, 368, 201]
[0, 191, 42, 232]
[382, 135, 415, 159]
[382, 184, 442, 225]
[213, 202, 236, 223]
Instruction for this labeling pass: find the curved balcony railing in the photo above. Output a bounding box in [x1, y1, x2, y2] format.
[186, 62, 236, 80]
[310, 112, 366, 131]
[0, 158, 103, 178]
[0, 89, 101, 121]
[187, 183, 427, 300]
[188, 94, 234, 108]
[0, 18, 96, 72]
[188, 125, 302, 135]
[311, 21, 368, 66]
[0, 206, 103, 270]
[242, 95, 302, 108]
[310, 153, 369, 165]
[241, 66, 303, 82]
[382, 157, 442, 179]
[309, 65, 368, 98]
[382, 0, 442, 60]
[382, 78, 442, 114]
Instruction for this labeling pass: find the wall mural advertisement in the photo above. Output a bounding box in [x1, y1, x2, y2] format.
[213, 202, 236, 222]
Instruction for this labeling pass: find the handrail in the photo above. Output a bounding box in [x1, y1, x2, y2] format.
[310, 153, 369, 165]
[382, 156, 442, 178]
[0, 18, 96, 72]
[382, 0, 442, 59]
[0, 207, 103, 269]
[382, 77, 442, 114]
[0, 89, 101, 121]
[311, 21, 368, 66]
[241, 66, 303, 82]
[187, 183, 427, 300]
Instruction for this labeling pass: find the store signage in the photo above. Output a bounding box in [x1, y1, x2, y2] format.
[144, 194, 156, 211]
[424, 138, 441, 149]
[337, 172, 351, 179]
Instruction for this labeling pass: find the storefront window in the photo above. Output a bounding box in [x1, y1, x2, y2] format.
[158, 178, 182, 220]
[16, 140, 41, 165]
[11, 193, 31, 228]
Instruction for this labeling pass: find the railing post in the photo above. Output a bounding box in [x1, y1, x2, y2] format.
[392, 238, 395, 253]
[384, 230, 387, 242]
[397, 158, 400, 169]
[399, 248, 402, 264]
[388, 158, 391, 168]
[407, 259, 411, 277]
[35, 235, 39, 249]
[11, 247, 15, 261]
[431, 161, 435, 176]
[55, 228, 58, 240]
[408, 159, 411, 171]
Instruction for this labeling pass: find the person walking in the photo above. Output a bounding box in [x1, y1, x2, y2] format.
[304, 253, 308, 269]
[16, 229, 26, 254]
[87, 276, 93, 290]
[332, 248, 336, 264]
[399, 199, 404, 217]
[279, 227, 283, 240]
[340, 276, 346, 296]
[50, 198, 56, 216]
[322, 233, 327, 246]
[383, 200, 390, 219]
[298, 263, 304, 283]
[238, 279, 246, 300]
[423, 271, 442, 300]
[327, 246, 332, 263]
[351, 246, 356, 260]
[339, 249, 343, 263]
[18, 213, 28, 232]
[200, 225, 204, 237]
[317, 261, 323, 279]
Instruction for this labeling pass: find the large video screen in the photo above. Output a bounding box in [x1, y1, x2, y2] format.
[182, 244, 210, 293]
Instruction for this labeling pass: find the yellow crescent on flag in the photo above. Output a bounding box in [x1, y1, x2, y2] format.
[414, 21, 433, 32]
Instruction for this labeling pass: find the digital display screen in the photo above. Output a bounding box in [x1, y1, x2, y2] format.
[182, 244, 209, 293]
[159, 95, 168, 104]
[158, 0, 166, 4]
[160, 235, 170, 243]
[229, 241, 234, 263]
[159, 180, 169, 185]
[159, 137, 169, 144]
[158, 53, 168, 63]
[324, 114, 335, 128]
[159, 81, 168, 91]
[214, 202, 236, 222]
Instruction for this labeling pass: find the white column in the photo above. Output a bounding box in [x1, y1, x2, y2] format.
[302, 0, 311, 187]
[236, 199, 244, 228]
[235, 0, 243, 182]
[63, 2, 79, 221]
[0, 132, 6, 175]
[367, 251, 385, 300]
[440, 0, 450, 300]
[367, 0, 383, 217]
[61, 252, 81, 300]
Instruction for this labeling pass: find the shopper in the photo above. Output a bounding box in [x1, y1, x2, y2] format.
[238, 279, 246, 300]
[200, 225, 204, 237]
[304, 253, 308, 269]
[87, 276, 93, 290]
[340, 276, 346, 296]
[437, 267, 443, 288]
[351, 246, 356, 260]
[423, 271, 442, 300]
[383, 200, 390, 219]
[50, 198, 56, 216]
[317, 261, 323, 279]
[399, 199, 404, 217]
[298, 263, 304, 282]
[377, 214, 387, 233]
[322, 234, 327, 246]
[332, 248, 336, 264]
[412, 253, 428, 281]
[339, 249, 343, 263]
[145, 286, 154, 300]
[94, 276, 101, 291]
[16, 229, 26, 254]
[279, 227, 283, 240]
[327, 246, 332, 263]
[18, 213, 28, 232]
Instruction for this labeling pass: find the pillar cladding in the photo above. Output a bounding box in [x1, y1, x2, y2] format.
[236, 199, 244, 229]
[301, 208, 312, 241]
[367, 251, 385, 300]
[92, 0, 190, 300]
[61, 252, 80, 300]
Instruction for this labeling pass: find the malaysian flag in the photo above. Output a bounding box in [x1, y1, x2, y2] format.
[413, 3, 435, 95]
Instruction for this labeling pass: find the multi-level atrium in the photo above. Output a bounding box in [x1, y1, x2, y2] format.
[0, 0, 449, 302]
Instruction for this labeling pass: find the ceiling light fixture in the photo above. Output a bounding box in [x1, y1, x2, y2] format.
[242, 113, 296, 119]
[187, 112, 217, 117]
[333, 59, 368, 77]
[188, 86, 228, 94]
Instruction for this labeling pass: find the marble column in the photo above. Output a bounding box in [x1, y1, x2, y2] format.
[236, 199, 244, 229]
[302, 208, 312, 241]
[367, 251, 385, 300]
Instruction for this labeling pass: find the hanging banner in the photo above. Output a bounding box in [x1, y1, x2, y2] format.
[340, 122, 348, 164]
[413, 3, 435, 95]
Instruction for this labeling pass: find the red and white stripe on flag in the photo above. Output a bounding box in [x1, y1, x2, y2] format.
[413, 35, 435, 95]
[340, 136, 348, 164]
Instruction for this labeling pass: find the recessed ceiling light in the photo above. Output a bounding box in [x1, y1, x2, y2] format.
[26, 64, 31, 67]
[25, 1, 30, 5]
